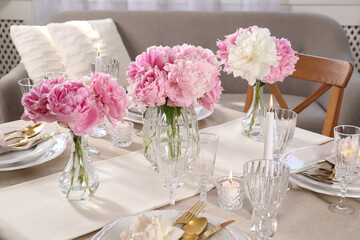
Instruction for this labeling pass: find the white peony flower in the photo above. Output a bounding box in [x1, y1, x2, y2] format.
[227, 26, 278, 86]
[337, 135, 359, 163]
[120, 215, 172, 240]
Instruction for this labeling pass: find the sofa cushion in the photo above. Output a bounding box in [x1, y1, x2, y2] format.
[10, 19, 131, 87]
[219, 93, 326, 134]
[10, 25, 65, 83]
[47, 18, 131, 87]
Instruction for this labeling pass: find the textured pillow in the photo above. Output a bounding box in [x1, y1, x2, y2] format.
[10, 25, 65, 83]
[47, 18, 131, 87]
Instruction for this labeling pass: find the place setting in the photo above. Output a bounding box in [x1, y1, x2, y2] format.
[0, 121, 67, 171]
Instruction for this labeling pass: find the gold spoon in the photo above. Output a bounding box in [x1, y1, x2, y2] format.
[182, 217, 208, 236]
[182, 234, 198, 240]
[3, 122, 43, 136]
[5, 122, 45, 142]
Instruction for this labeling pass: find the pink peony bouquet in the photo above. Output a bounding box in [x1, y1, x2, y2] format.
[22, 73, 129, 136]
[126, 44, 223, 111]
[217, 25, 299, 86]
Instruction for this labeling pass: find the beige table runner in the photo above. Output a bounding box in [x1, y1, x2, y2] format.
[0, 118, 330, 240]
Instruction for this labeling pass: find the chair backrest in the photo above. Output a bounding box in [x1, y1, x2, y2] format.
[244, 53, 354, 137]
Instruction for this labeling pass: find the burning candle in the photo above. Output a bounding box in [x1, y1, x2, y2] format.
[216, 170, 244, 211]
[263, 95, 274, 159]
[95, 45, 102, 73]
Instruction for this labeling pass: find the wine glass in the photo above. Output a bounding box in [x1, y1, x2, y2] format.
[329, 125, 360, 215]
[18, 78, 35, 95]
[243, 159, 290, 239]
[156, 139, 190, 208]
[192, 133, 219, 203]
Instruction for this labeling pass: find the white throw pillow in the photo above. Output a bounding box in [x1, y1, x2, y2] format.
[10, 25, 65, 83]
[47, 18, 131, 87]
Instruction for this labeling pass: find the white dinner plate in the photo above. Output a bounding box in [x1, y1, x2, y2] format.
[281, 144, 360, 198]
[92, 209, 250, 240]
[0, 128, 54, 165]
[0, 131, 67, 171]
[125, 105, 213, 124]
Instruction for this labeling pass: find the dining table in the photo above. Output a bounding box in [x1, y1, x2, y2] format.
[0, 95, 359, 240]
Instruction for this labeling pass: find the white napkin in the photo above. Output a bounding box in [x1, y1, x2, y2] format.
[0, 130, 50, 154]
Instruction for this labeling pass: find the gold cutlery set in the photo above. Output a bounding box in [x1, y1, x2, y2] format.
[3, 122, 61, 148]
[173, 200, 235, 240]
[293, 160, 337, 184]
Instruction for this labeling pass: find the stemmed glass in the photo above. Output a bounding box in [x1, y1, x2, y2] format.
[243, 159, 290, 240]
[18, 78, 35, 94]
[329, 125, 360, 215]
[192, 133, 219, 203]
[156, 139, 190, 208]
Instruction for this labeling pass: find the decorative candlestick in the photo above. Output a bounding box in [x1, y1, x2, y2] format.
[263, 94, 274, 160]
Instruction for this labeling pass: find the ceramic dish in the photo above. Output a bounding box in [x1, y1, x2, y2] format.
[92, 209, 250, 240]
[125, 106, 213, 124]
[0, 131, 67, 171]
[281, 144, 360, 198]
[0, 129, 54, 165]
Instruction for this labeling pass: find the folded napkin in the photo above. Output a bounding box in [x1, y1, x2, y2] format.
[0, 130, 50, 154]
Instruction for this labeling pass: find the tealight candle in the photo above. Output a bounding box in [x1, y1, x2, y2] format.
[263, 94, 274, 160]
[216, 170, 244, 211]
[95, 45, 102, 73]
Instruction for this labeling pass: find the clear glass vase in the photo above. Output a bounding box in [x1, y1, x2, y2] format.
[142, 104, 199, 171]
[241, 80, 265, 141]
[58, 130, 100, 202]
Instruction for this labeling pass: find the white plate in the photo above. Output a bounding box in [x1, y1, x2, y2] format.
[281, 144, 360, 198]
[0, 129, 54, 165]
[92, 209, 250, 240]
[0, 132, 67, 171]
[125, 106, 213, 124]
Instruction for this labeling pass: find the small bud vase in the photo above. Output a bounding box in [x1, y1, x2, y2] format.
[142, 104, 199, 171]
[241, 80, 265, 141]
[58, 130, 100, 202]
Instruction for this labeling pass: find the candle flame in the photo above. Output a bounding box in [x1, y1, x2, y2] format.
[270, 94, 273, 111]
[228, 170, 233, 183]
[97, 45, 101, 56]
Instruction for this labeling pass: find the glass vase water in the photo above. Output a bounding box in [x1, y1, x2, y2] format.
[58, 130, 100, 202]
[241, 80, 265, 141]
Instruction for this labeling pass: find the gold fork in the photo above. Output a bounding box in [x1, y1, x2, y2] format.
[172, 200, 206, 226]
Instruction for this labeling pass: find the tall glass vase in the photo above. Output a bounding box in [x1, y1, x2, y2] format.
[58, 130, 100, 202]
[142, 104, 199, 171]
[241, 80, 265, 141]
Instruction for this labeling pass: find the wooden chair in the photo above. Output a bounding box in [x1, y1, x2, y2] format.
[244, 53, 354, 137]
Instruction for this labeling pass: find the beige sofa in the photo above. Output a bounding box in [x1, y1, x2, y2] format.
[1, 11, 359, 133]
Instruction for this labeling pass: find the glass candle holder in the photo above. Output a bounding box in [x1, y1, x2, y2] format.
[110, 120, 134, 147]
[216, 176, 244, 211]
[90, 58, 120, 79]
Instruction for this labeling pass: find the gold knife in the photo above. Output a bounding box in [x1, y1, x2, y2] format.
[197, 220, 235, 240]
[9, 132, 63, 147]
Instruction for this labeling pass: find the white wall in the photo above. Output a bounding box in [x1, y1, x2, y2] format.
[1, 0, 360, 25]
[0, 0, 33, 24]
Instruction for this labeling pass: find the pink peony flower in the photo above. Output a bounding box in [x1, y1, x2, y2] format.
[262, 38, 299, 84]
[198, 80, 224, 111]
[90, 73, 129, 125]
[21, 76, 67, 123]
[47, 81, 104, 136]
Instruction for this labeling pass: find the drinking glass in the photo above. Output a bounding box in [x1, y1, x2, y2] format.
[329, 125, 360, 215]
[156, 140, 190, 208]
[261, 108, 297, 159]
[43, 71, 67, 79]
[91, 58, 120, 79]
[243, 159, 290, 239]
[18, 78, 35, 94]
[192, 133, 219, 203]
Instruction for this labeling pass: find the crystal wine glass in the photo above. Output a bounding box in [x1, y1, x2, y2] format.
[329, 125, 360, 215]
[156, 140, 190, 208]
[243, 159, 290, 239]
[192, 133, 219, 203]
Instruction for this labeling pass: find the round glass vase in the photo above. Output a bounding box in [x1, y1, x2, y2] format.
[241, 80, 266, 141]
[58, 130, 100, 202]
[142, 104, 199, 171]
